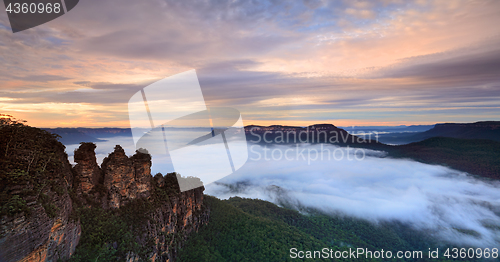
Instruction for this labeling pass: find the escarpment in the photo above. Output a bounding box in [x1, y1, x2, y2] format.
[0, 123, 209, 262]
[0, 125, 81, 262]
[129, 173, 208, 262]
[100, 145, 152, 208]
[71, 144, 209, 261]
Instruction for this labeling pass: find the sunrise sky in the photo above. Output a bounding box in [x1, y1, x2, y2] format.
[1, 0, 499, 127]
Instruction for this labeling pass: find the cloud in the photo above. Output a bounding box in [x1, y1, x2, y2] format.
[1, 86, 138, 104]
[377, 40, 500, 84]
[345, 8, 376, 19]
[13, 74, 72, 82]
[1, 0, 500, 126]
[206, 144, 500, 247]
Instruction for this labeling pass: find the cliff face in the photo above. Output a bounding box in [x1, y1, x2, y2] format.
[0, 125, 81, 262]
[4, 195, 81, 262]
[100, 145, 152, 208]
[0, 123, 208, 262]
[71, 144, 209, 261]
[72, 143, 101, 194]
[133, 174, 209, 261]
[1, 197, 81, 262]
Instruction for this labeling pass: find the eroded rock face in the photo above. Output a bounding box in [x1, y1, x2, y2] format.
[101, 145, 152, 208]
[0, 144, 81, 262]
[131, 150, 153, 199]
[73, 142, 101, 194]
[71, 145, 208, 261]
[1, 138, 207, 262]
[0, 194, 81, 262]
[70, 144, 208, 261]
[101, 145, 135, 208]
[138, 174, 209, 261]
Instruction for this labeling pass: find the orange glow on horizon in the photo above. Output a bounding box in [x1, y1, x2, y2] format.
[26, 119, 439, 129]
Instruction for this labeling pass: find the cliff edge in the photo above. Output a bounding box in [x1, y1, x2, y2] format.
[0, 118, 208, 262]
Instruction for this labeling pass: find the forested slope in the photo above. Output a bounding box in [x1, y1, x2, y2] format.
[391, 137, 500, 180]
[179, 196, 461, 262]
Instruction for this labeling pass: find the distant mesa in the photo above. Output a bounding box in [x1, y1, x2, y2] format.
[244, 123, 382, 147]
[378, 121, 500, 144]
[412, 121, 500, 142]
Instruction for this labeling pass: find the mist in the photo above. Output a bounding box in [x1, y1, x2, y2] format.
[206, 144, 500, 247]
[65, 137, 500, 247]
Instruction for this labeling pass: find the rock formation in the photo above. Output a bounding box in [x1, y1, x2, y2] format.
[0, 123, 208, 262]
[71, 143, 209, 261]
[134, 173, 209, 261]
[72, 142, 101, 194]
[99, 145, 152, 208]
[0, 191, 81, 262]
[0, 126, 81, 262]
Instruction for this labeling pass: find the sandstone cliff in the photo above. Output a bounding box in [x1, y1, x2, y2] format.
[122, 173, 208, 261]
[101, 145, 152, 208]
[0, 122, 208, 262]
[70, 143, 209, 261]
[0, 124, 81, 262]
[72, 142, 101, 195]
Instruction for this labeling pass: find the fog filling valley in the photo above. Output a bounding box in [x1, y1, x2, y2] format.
[206, 144, 500, 247]
[67, 138, 500, 247]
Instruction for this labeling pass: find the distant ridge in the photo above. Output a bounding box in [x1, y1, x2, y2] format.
[341, 125, 434, 133]
[408, 121, 500, 142]
[244, 123, 384, 148]
[392, 137, 500, 180]
[45, 121, 500, 146]
[43, 128, 132, 145]
[244, 123, 342, 130]
[42, 128, 106, 145]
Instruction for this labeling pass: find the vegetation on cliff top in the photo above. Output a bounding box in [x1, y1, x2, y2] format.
[0, 114, 69, 218]
[391, 137, 500, 180]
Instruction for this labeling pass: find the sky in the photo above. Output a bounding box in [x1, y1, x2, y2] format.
[1, 0, 500, 127]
